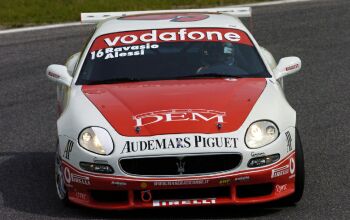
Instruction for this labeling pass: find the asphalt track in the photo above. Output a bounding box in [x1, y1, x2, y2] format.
[0, 0, 349, 219]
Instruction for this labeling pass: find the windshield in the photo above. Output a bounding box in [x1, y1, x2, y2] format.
[77, 28, 270, 85]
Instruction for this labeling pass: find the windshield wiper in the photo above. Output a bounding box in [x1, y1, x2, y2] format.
[85, 77, 141, 85]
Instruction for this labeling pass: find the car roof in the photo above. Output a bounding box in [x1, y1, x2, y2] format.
[94, 13, 249, 36]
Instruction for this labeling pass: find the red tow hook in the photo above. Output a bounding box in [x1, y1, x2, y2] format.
[141, 190, 152, 202]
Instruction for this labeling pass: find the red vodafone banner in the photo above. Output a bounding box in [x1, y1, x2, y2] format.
[90, 28, 253, 52]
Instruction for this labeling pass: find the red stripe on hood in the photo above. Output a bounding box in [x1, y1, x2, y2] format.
[82, 78, 266, 136]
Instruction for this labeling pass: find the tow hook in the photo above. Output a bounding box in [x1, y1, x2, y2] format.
[141, 190, 152, 202]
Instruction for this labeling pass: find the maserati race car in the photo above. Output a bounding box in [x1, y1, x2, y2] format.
[47, 7, 304, 210]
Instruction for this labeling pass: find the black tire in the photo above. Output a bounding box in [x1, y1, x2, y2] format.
[55, 141, 71, 206]
[282, 128, 305, 204]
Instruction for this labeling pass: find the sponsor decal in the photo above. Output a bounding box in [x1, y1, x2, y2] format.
[290, 158, 295, 175]
[48, 71, 60, 79]
[154, 180, 209, 186]
[121, 135, 238, 154]
[285, 131, 292, 153]
[140, 182, 148, 189]
[219, 178, 231, 185]
[271, 165, 289, 178]
[285, 158, 296, 179]
[153, 198, 216, 207]
[271, 158, 295, 179]
[251, 152, 265, 158]
[286, 64, 299, 71]
[170, 15, 209, 22]
[234, 176, 250, 182]
[90, 28, 253, 52]
[134, 109, 226, 127]
[111, 181, 127, 186]
[75, 192, 88, 200]
[275, 184, 287, 193]
[120, 13, 209, 22]
[63, 140, 74, 160]
[90, 43, 159, 60]
[64, 167, 90, 185]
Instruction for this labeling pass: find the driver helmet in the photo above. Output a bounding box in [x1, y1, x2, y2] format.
[200, 42, 235, 65]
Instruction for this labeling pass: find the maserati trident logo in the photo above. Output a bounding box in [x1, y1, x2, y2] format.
[176, 158, 186, 175]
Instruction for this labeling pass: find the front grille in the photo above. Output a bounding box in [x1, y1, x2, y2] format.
[119, 153, 242, 176]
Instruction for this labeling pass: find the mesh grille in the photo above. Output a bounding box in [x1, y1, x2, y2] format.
[119, 153, 242, 176]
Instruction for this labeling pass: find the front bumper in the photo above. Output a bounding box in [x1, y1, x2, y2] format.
[62, 152, 296, 210]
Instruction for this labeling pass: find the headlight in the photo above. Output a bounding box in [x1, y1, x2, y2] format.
[245, 121, 279, 148]
[78, 127, 114, 155]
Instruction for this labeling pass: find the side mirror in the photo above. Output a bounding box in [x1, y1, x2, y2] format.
[66, 52, 81, 76]
[273, 57, 301, 80]
[46, 64, 73, 87]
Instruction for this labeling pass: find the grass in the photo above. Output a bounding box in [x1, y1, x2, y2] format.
[0, 0, 270, 28]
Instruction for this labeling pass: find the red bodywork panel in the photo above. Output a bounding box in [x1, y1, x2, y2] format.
[82, 78, 266, 136]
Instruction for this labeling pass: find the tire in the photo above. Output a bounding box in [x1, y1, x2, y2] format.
[55, 141, 71, 206]
[282, 128, 305, 204]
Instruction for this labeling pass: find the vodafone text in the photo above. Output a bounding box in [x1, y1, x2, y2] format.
[103, 29, 241, 47]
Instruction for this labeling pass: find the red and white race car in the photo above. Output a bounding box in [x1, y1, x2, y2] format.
[47, 7, 304, 210]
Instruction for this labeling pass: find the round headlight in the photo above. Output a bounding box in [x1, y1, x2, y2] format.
[78, 127, 114, 155]
[245, 121, 279, 148]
